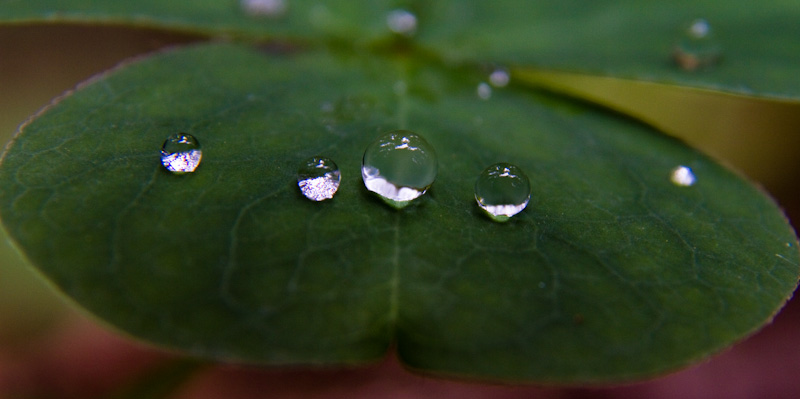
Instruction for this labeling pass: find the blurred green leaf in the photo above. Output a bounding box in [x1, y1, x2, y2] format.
[511, 70, 800, 188]
[0, 43, 796, 382]
[417, 0, 800, 99]
[0, 0, 398, 41]
[5, 0, 800, 99]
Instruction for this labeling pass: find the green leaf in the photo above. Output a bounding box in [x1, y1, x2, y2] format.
[1, 43, 796, 382]
[6, 1, 800, 99]
[417, 0, 800, 99]
[0, 0, 398, 41]
[511, 70, 800, 189]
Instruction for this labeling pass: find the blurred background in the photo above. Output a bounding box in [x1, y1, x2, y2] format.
[0, 25, 798, 398]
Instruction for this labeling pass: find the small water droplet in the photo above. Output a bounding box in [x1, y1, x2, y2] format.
[298, 156, 341, 201]
[161, 133, 202, 174]
[477, 82, 492, 100]
[309, 4, 331, 27]
[387, 9, 417, 36]
[320, 101, 334, 113]
[538, 281, 546, 289]
[489, 68, 510, 88]
[670, 165, 696, 187]
[362, 131, 438, 208]
[673, 18, 722, 71]
[475, 163, 531, 222]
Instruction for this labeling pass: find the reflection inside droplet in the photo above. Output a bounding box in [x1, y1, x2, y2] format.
[670, 165, 696, 187]
[387, 9, 417, 36]
[298, 156, 341, 201]
[161, 133, 202, 174]
[362, 131, 438, 208]
[474, 163, 531, 221]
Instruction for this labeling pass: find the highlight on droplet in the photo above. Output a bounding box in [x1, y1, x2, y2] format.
[670, 165, 696, 187]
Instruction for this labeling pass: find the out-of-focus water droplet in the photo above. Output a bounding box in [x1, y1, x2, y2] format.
[393, 80, 408, 96]
[161, 133, 202, 174]
[309, 4, 332, 27]
[320, 101, 334, 113]
[670, 165, 696, 187]
[240, 0, 287, 17]
[474, 163, 531, 222]
[673, 18, 721, 71]
[477, 82, 492, 100]
[387, 9, 417, 36]
[489, 68, 510, 88]
[298, 156, 341, 201]
[362, 131, 437, 208]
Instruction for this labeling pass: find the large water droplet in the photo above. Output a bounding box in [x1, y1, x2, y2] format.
[161, 133, 202, 174]
[298, 156, 341, 201]
[387, 9, 417, 36]
[240, 0, 287, 17]
[673, 18, 721, 71]
[474, 163, 531, 222]
[670, 165, 696, 187]
[362, 131, 437, 208]
[489, 68, 510, 88]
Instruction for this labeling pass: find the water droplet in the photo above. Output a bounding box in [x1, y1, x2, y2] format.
[489, 68, 510, 88]
[298, 156, 341, 201]
[161, 133, 202, 174]
[240, 0, 287, 17]
[362, 131, 437, 208]
[309, 4, 332, 27]
[477, 82, 492, 100]
[474, 163, 531, 222]
[387, 9, 417, 36]
[673, 18, 721, 71]
[670, 165, 696, 187]
[320, 101, 334, 113]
